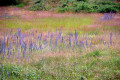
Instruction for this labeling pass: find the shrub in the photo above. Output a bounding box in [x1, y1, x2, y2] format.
[29, 0, 46, 11]
[72, 1, 98, 12]
[58, 7, 70, 12]
[72, 2, 83, 12]
[16, 3, 26, 7]
[98, 5, 118, 13]
[58, 0, 120, 13]
[76, 0, 88, 2]
[28, 0, 120, 13]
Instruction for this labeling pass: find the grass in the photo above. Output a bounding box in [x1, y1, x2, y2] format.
[103, 26, 120, 32]
[0, 49, 120, 80]
[0, 16, 93, 31]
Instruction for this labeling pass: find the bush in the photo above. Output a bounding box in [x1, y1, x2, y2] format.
[76, 0, 88, 2]
[71, 1, 120, 13]
[58, 6, 71, 12]
[72, 1, 98, 13]
[98, 5, 118, 13]
[29, 0, 46, 11]
[16, 3, 26, 7]
[28, 0, 120, 13]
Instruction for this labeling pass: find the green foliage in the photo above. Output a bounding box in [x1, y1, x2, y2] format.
[0, 50, 120, 80]
[29, 0, 48, 11]
[57, 0, 120, 13]
[58, 6, 71, 12]
[28, 0, 120, 13]
[86, 50, 101, 57]
[98, 5, 118, 13]
[0, 65, 23, 80]
[95, 1, 120, 13]
[76, 0, 88, 2]
[16, 3, 26, 7]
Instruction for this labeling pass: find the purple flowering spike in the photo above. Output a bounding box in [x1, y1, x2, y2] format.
[23, 50, 25, 58]
[19, 38, 21, 45]
[29, 39, 33, 52]
[49, 34, 53, 46]
[18, 28, 21, 37]
[69, 33, 71, 47]
[8, 51, 11, 59]
[39, 44, 42, 50]
[7, 37, 9, 47]
[59, 30, 62, 38]
[7, 47, 10, 55]
[3, 42, 6, 58]
[36, 30, 37, 33]
[33, 42, 36, 51]
[101, 38, 103, 44]
[4, 34, 5, 43]
[0, 41, 4, 54]
[7, 71, 9, 78]
[82, 41, 85, 48]
[55, 37, 58, 47]
[44, 35, 47, 41]
[75, 30, 78, 45]
[90, 40, 92, 48]
[16, 36, 19, 49]
[31, 32, 34, 36]
[12, 49, 15, 59]
[61, 36, 65, 48]
[110, 32, 112, 46]
[36, 45, 39, 51]
[86, 40, 88, 48]
[10, 29, 12, 35]
[69, 32, 73, 37]
[40, 33, 42, 41]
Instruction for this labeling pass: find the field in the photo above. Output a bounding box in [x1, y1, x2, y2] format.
[0, 7, 120, 80]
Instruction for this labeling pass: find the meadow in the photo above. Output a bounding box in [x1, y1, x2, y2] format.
[0, 7, 120, 80]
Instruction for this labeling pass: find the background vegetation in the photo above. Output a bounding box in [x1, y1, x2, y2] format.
[29, 0, 120, 13]
[0, 0, 119, 13]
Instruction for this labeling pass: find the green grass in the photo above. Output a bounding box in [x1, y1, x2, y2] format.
[102, 26, 120, 32]
[1, 49, 120, 80]
[15, 3, 26, 7]
[0, 16, 93, 31]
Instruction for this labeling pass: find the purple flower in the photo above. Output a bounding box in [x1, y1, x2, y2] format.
[40, 33, 43, 41]
[0, 41, 4, 54]
[86, 40, 88, 48]
[59, 30, 62, 38]
[23, 50, 25, 58]
[55, 37, 58, 47]
[110, 32, 112, 45]
[75, 30, 78, 45]
[7, 71, 9, 78]
[49, 34, 53, 46]
[82, 41, 85, 48]
[7, 37, 9, 47]
[29, 39, 33, 52]
[69, 33, 71, 47]
[90, 40, 92, 48]
[18, 28, 21, 37]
